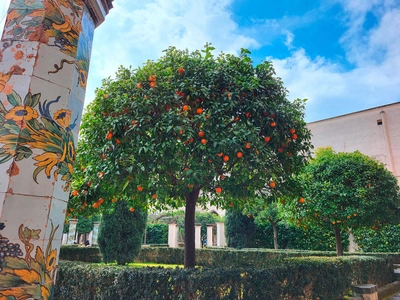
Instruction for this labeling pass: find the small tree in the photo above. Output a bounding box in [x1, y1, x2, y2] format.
[69, 45, 311, 267]
[98, 200, 147, 265]
[291, 147, 400, 256]
[225, 209, 256, 249]
[254, 202, 282, 249]
[76, 217, 93, 244]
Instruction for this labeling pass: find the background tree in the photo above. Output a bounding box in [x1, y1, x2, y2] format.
[145, 223, 168, 244]
[225, 209, 256, 249]
[76, 217, 94, 244]
[68, 45, 311, 268]
[253, 202, 282, 249]
[98, 200, 147, 265]
[290, 147, 400, 256]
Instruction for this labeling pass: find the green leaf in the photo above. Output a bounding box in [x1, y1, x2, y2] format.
[7, 90, 22, 107]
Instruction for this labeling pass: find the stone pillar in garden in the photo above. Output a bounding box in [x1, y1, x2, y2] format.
[91, 221, 100, 245]
[67, 218, 78, 244]
[195, 223, 201, 249]
[168, 222, 178, 248]
[0, 0, 113, 296]
[216, 222, 225, 247]
[206, 224, 214, 247]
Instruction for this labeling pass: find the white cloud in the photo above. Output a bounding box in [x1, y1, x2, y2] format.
[86, 0, 259, 105]
[269, 2, 400, 121]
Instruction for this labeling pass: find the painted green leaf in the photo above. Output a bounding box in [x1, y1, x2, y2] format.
[4, 256, 29, 270]
[7, 90, 22, 107]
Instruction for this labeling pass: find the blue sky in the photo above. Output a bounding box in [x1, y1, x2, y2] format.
[1, 0, 399, 122]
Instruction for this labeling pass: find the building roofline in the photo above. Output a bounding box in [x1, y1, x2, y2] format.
[308, 102, 400, 125]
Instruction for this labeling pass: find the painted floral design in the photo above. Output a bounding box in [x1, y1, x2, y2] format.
[0, 222, 59, 300]
[0, 89, 76, 190]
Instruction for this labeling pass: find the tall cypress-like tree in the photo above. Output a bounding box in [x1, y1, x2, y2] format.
[98, 200, 147, 265]
[225, 209, 256, 249]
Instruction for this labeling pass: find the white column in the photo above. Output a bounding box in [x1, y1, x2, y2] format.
[207, 224, 214, 247]
[348, 232, 358, 252]
[216, 222, 225, 247]
[62, 233, 68, 244]
[88, 231, 93, 246]
[67, 219, 78, 245]
[168, 223, 178, 248]
[195, 223, 201, 249]
[91, 221, 100, 245]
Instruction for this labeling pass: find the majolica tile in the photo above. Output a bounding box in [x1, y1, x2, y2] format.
[33, 44, 75, 90]
[45, 197, 68, 240]
[0, 41, 39, 77]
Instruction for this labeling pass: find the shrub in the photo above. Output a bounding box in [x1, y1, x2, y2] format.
[354, 224, 400, 252]
[98, 200, 147, 265]
[55, 255, 393, 299]
[225, 209, 255, 249]
[146, 223, 168, 244]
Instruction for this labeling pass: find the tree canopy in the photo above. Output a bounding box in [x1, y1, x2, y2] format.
[68, 45, 312, 267]
[289, 147, 400, 255]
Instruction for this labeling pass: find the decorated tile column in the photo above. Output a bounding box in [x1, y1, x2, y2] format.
[0, 0, 113, 297]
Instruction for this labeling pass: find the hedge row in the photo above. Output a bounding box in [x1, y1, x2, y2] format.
[55, 256, 394, 299]
[59, 245, 400, 267]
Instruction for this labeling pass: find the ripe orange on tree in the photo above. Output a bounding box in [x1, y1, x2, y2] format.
[201, 139, 207, 145]
[215, 187, 222, 193]
[137, 185, 143, 192]
[216, 152, 223, 157]
[152, 194, 157, 199]
[129, 207, 135, 212]
[298, 197, 305, 203]
[223, 155, 229, 162]
[292, 134, 298, 140]
[177, 67, 185, 74]
[198, 131, 205, 137]
[269, 181, 276, 188]
[245, 142, 251, 149]
[106, 131, 113, 140]
[290, 128, 296, 134]
[264, 136, 271, 143]
[196, 108, 203, 114]
[93, 202, 99, 209]
[149, 81, 157, 88]
[136, 83, 143, 89]
[183, 105, 190, 111]
[270, 122, 276, 127]
[236, 151, 243, 158]
[149, 75, 156, 81]
[72, 190, 79, 196]
[112, 197, 117, 203]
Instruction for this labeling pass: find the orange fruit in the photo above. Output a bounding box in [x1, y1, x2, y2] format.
[112, 197, 117, 203]
[227, 93, 231, 98]
[198, 131, 205, 137]
[98, 198, 104, 204]
[298, 197, 305, 203]
[177, 67, 185, 74]
[72, 190, 79, 196]
[149, 75, 156, 81]
[196, 108, 203, 114]
[116, 138, 121, 144]
[236, 151, 243, 158]
[278, 147, 284, 153]
[245, 112, 252, 118]
[223, 155, 229, 162]
[353, 213, 357, 217]
[81, 166, 85, 171]
[269, 181, 276, 188]
[106, 131, 113, 140]
[347, 215, 351, 219]
[87, 182, 92, 187]
[220, 175, 225, 180]
[264, 136, 271, 143]
[201, 139, 207, 145]
[292, 134, 298, 140]
[189, 137, 194, 143]
[136, 83, 143, 89]
[152, 194, 157, 199]
[215, 187, 222, 193]
[183, 105, 190, 111]
[137, 185, 143, 192]
[270, 122, 276, 127]
[93, 202, 99, 209]
[290, 128, 296, 134]
[129, 207, 135, 212]
[149, 81, 157, 88]
[131, 120, 136, 125]
[233, 116, 239, 122]
[245, 142, 251, 149]
[98, 172, 105, 179]
[229, 202, 233, 207]
[216, 152, 223, 157]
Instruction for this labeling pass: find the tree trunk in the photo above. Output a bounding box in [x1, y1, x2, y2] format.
[271, 221, 278, 250]
[334, 226, 343, 256]
[184, 189, 200, 268]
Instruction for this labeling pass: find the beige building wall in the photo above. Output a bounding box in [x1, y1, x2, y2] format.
[307, 102, 400, 181]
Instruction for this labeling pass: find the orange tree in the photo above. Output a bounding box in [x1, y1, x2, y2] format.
[289, 147, 400, 256]
[68, 45, 312, 268]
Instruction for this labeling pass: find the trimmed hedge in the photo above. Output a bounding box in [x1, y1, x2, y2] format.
[55, 256, 394, 299]
[59, 245, 102, 263]
[60, 245, 400, 267]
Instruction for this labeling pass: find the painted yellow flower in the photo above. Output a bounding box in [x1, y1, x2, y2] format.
[53, 109, 71, 128]
[33, 152, 59, 179]
[5, 106, 38, 122]
[0, 72, 12, 93]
